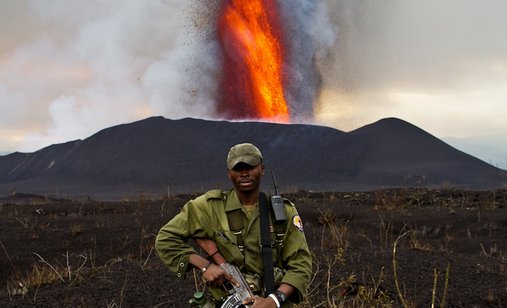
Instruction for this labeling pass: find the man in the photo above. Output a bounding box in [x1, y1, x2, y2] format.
[155, 143, 312, 307]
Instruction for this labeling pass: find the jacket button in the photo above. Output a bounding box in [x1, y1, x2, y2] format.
[177, 273, 182, 278]
[179, 262, 185, 267]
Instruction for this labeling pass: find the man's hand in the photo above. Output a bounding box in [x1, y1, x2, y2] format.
[202, 263, 239, 287]
[243, 295, 277, 308]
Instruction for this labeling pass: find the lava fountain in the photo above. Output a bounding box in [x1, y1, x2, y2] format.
[217, 0, 289, 123]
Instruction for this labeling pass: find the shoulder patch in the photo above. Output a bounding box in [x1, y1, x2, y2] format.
[205, 189, 224, 200]
[292, 214, 304, 232]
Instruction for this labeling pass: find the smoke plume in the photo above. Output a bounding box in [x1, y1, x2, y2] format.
[1, 0, 507, 153]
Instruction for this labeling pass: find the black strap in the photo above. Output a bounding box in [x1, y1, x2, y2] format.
[227, 209, 245, 252]
[259, 192, 275, 294]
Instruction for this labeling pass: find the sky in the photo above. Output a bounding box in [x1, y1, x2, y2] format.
[1, 0, 507, 166]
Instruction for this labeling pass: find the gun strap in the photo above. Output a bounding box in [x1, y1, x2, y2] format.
[227, 209, 245, 252]
[259, 192, 275, 294]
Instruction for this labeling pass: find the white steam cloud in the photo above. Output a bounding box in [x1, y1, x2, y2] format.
[0, 0, 337, 152]
[1, 0, 507, 156]
[278, 0, 337, 121]
[1, 0, 223, 152]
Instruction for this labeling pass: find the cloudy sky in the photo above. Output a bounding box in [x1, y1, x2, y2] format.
[1, 0, 506, 164]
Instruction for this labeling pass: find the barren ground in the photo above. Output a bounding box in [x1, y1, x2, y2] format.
[1, 189, 506, 307]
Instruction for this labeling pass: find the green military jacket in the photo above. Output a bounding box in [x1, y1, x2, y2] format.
[155, 189, 312, 305]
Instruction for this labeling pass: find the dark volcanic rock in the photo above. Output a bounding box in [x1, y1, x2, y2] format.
[1, 189, 506, 307]
[0, 117, 505, 199]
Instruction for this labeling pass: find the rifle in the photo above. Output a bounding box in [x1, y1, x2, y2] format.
[195, 238, 254, 308]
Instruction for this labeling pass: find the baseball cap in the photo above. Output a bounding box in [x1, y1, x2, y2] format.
[227, 143, 263, 169]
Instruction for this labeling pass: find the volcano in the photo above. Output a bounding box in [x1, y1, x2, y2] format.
[0, 117, 505, 199]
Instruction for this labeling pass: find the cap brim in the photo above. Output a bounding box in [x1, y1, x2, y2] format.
[227, 155, 261, 169]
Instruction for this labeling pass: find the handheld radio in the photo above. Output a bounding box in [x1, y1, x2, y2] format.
[270, 171, 286, 222]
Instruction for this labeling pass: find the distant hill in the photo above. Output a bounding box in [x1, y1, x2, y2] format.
[443, 135, 507, 170]
[0, 116, 505, 199]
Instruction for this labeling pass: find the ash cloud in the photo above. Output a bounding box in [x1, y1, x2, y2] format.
[278, 0, 337, 122]
[1, 0, 223, 152]
[1, 0, 507, 153]
[1, 0, 338, 153]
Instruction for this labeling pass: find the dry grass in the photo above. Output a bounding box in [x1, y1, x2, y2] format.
[391, 231, 450, 308]
[299, 195, 461, 308]
[6, 251, 90, 302]
[1, 189, 505, 307]
[300, 212, 393, 308]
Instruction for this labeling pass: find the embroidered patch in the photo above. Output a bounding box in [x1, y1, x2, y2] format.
[292, 214, 304, 232]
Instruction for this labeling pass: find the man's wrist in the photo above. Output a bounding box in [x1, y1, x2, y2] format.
[268, 293, 281, 308]
[272, 289, 287, 306]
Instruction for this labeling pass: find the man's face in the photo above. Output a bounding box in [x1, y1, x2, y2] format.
[227, 162, 264, 193]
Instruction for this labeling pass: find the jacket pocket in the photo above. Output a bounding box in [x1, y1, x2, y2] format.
[214, 230, 243, 265]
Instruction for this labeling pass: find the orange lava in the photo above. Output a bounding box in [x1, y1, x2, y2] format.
[217, 0, 289, 122]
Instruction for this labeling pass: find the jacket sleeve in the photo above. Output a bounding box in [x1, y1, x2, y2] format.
[279, 203, 313, 303]
[155, 195, 210, 279]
